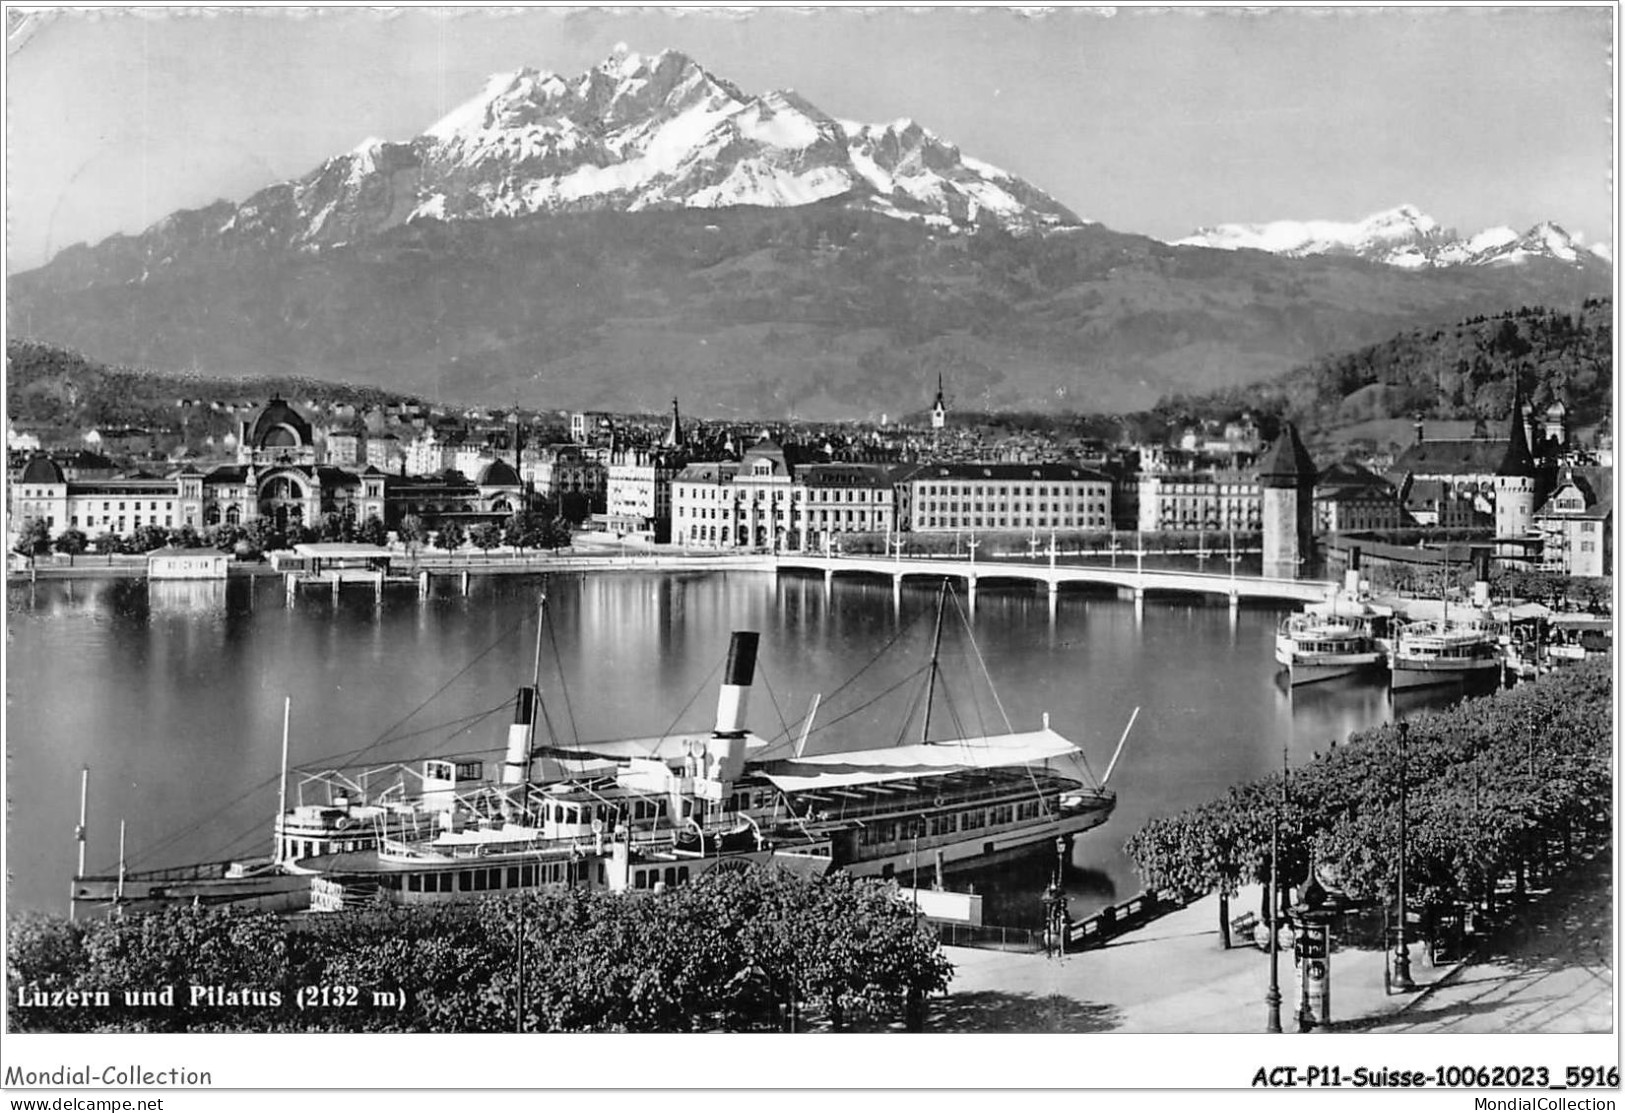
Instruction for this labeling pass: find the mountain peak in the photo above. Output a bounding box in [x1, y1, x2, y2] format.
[1173, 205, 1604, 272]
[283, 46, 1079, 242]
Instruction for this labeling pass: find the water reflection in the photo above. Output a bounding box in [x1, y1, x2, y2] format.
[9, 571, 1468, 920]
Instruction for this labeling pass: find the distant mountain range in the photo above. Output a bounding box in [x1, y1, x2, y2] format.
[7, 49, 1611, 418]
[1171, 204, 1611, 271]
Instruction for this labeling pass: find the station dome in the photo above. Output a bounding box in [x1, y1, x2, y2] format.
[477, 459, 521, 487]
[250, 397, 314, 450]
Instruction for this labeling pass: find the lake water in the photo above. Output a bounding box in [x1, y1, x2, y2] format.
[6, 569, 1450, 923]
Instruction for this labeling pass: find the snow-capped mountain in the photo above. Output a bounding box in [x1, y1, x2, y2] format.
[181, 47, 1081, 255]
[1171, 205, 1609, 270]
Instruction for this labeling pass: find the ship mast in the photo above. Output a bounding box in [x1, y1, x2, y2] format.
[274, 697, 290, 863]
[919, 580, 949, 746]
[70, 766, 88, 919]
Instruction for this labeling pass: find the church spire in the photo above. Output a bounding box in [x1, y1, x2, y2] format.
[662, 397, 683, 449]
[1496, 372, 1537, 478]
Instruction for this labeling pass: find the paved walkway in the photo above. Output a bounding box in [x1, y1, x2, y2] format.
[935, 855, 1613, 1034]
[1362, 858, 1613, 1034]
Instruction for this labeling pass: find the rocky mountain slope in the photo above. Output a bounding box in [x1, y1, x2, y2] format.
[44, 46, 1077, 278]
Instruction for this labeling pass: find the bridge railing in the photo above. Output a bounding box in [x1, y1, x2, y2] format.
[775, 554, 1334, 592]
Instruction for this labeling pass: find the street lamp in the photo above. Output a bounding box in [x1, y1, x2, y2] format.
[1044, 836, 1070, 959]
[1392, 720, 1416, 991]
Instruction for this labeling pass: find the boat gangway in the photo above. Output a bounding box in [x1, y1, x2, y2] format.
[774, 553, 1336, 607]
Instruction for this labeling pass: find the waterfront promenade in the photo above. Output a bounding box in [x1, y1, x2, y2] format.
[934, 854, 1613, 1034]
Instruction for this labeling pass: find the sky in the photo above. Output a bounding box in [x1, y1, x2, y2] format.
[3, 4, 1615, 273]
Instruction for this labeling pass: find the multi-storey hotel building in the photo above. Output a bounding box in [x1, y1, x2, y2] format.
[903, 463, 1113, 533]
[1136, 465, 1261, 533]
[671, 441, 909, 551]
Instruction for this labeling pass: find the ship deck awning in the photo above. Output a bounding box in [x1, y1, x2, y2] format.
[1493, 603, 1553, 623]
[1549, 613, 1612, 632]
[757, 728, 1081, 792]
[548, 731, 775, 762]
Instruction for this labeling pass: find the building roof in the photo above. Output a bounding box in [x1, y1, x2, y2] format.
[1535, 472, 1614, 521]
[1314, 485, 1398, 504]
[1254, 423, 1316, 488]
[1496, 376, 1538, 479]
[662, 398, 683, 449]
[1315, 459, 1392, 492]
[19, 455, 66, 485]
[909, 462, 1111, 483]
[800, 463, 899, 488]
[312, 465, 361, 489]
[1401, 478, 1477, 508]
[674, 462, 738, 483]
[249, 397, 314, 450]
[476, 459, 521, 487]
[1390, 438, 1509, 478]
[293, 543, 394, 558]
[204, 465, 250, 483]
[149, 547, 226, 560]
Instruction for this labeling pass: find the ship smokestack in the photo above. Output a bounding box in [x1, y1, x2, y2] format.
[1472, 548, 1492, 609]
[1343, 545, 1362, 597]
[707, 632, 758, 786]
[713, 632, 758, 738]
[501, 686, 538, 785]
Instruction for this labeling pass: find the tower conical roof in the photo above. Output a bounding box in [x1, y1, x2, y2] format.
[1255, 422, 1315, 488]
[1496, 375, 1537, 478]
[662, 397, 683, 448]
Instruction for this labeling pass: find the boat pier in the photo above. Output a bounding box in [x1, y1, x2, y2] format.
[276, 542, 459, 604]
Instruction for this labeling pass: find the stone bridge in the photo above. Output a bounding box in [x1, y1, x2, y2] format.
[774, 553, 1336, 606]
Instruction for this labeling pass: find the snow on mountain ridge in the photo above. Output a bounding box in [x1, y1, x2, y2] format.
[1172, 204, 1443, 257]
[240, 46, 1082, 244]
[1173, 206, 1606, 271]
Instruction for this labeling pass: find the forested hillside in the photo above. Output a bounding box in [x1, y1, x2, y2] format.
[6, 339, 425, 436]
[1154, 300, 1612, 434]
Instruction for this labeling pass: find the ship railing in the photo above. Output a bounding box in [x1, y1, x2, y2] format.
[783, 771, 1082, 824]
[78, 858, 239, 883]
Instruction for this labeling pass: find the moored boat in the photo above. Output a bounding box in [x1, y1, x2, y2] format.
[1388, 619, 1503, 691]
[1274, 612, 1385, 686]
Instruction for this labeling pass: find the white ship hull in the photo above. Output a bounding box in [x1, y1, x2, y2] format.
[840, 805, 1114, 880]
[1390, 655, 1503, 690]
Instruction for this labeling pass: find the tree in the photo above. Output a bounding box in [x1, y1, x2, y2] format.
[558, 491, 591, 526]
[437, 521, 466, 553]
[317, 512, 348, 543]
[503, 511, 545, 554]
[541, 517, 574, 551]
[208, 524, 246, 553]
[167, 524, 202, 551]
[398, 514, 427, 557]
[93, 530, 123, 561]
[12, 517, 52, 562]
[358, 515, 388, 547]
[245, 517, 284, 556]
[53, 527, 88, 566]
[130, 524, 171, 553]
[469, 522, 503, 555]
[1126, 658, 1612, 942]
